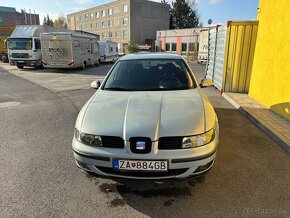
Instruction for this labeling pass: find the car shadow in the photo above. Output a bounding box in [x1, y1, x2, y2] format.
[82, 106, 290, 217]
[91, 175, 207, 217]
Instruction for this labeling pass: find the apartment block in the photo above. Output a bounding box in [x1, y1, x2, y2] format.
[67, 0, 170, 53]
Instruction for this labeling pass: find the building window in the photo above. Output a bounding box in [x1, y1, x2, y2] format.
[166, 43, 170, 51]
[123, 30, 128, 38]
[85, 24, 88, 31]
[96, 22, 100, 29]
[96, 11, 100, 18]
[102, 21, 106, 28]
[0, 17, 3, 22]
[101, 10, 106, 17]
[34, 39, 41, 49]
[182, 43, 187, 52]
[114, 7, 119, 14]
[90, 13, 94, 19]
[102, 32, 106, 39]
[90, 23, 93, 29]
[123, 17, 128, 25]
[85, 14, 88, 20]
[80, 25, 83, 30]
[74, 40, 80, 47]
[171, 43, 176, 52]
[108, 8, 113, 16]
[109, 32, 113, 38]
[188, 43, 195, 52]
[114, 19, 120, 27]
[115, 31, 120, 38]
[108, 20, 113, 27]
[123, 4, 128, 13]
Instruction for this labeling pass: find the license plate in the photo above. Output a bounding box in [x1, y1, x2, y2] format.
[113, 160, 168, 171]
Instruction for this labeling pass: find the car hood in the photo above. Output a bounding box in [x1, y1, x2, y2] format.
[80, 89, 206, 141]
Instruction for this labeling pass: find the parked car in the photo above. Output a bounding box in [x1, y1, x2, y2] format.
[72, 53, 219, 180]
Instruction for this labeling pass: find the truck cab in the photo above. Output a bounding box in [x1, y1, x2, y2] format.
[7, 37, 42, 69]
[7, 25, 66, 69]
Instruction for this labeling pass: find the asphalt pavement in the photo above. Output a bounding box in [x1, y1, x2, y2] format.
[0, 62, 289, 217]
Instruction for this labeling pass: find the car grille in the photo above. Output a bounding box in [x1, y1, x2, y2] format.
[101, 136, 124, 148]
[158, 137, 183, 150]
[130, 137, 152, 154]
[11, 53, 29, 58]
[96, 167, 189, 178]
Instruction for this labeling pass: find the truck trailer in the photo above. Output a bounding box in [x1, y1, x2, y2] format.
[7, 25, 65, 69]
[41, 32, 100, 69]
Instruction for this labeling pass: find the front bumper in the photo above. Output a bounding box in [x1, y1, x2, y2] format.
[72, 133, 219, 180]
[10, 59, 40, 67]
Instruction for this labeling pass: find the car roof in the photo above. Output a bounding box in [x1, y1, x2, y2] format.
[120, 53, 182, 61]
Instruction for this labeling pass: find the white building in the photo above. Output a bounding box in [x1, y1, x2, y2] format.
[155, 27, 209, 55]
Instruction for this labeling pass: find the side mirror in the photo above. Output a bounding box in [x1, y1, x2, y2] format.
[91, 80, 101, 89]
[199, 78, 213, 88]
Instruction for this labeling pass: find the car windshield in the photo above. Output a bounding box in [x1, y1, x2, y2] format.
[7, 38, 33, 50]
[103, 59, 197, 91]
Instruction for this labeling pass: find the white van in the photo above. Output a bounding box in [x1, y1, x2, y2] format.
[41, 32, 100, 69]
[197, 29, 209, 64]
[98, 40, 118, 63]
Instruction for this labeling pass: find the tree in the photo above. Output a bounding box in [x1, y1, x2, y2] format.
[170, 0, 199, 29]
[127, 41, 139, 54]
[43, 14, 54, 26]
[54, 15, 68, 29]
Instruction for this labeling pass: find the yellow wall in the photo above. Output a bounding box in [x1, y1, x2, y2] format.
[249, 0, 290, 121]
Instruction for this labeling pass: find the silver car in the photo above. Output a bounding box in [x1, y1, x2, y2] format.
[72, 53, 219, 180]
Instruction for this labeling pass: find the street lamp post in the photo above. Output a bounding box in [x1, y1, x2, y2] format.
[193, 30, 199, 60]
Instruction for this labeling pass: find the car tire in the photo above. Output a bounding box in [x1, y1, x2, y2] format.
[95, 60, 100, 67]
[17, 66, 24, 69]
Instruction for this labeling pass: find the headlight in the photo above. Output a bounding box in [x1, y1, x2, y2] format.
[182, 128, 215, 149]
[74, 128, 102, 146]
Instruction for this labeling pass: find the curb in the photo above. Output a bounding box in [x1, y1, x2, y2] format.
[222, 93, 290, 154]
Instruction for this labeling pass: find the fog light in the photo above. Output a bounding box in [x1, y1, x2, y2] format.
[75, 160, 91, 171]
[194, 160, 214, 173]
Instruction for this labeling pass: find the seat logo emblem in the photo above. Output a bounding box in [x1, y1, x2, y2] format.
[136, 141, 146, 150]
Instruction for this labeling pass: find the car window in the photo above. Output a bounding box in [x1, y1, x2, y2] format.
[103, 59, 196, 91]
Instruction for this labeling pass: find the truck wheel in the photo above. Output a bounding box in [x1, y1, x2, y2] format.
[82, 62, 86, 70]
[17, 66, 24, 69]
[95, 60, 100, 67]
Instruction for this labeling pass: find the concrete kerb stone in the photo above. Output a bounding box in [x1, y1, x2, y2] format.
[222, 93, 290, 154]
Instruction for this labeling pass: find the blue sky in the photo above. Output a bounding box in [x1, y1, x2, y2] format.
[1, 0, 259, 25]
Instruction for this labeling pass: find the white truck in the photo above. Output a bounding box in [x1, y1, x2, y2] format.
[7, 25, 64, 69]
[197, 29, 209, 64]
[40, 32, 100, 69]
[98, 40, 118, 63]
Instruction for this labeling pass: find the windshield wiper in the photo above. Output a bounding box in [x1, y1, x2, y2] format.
[104, 87, 131, 91]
